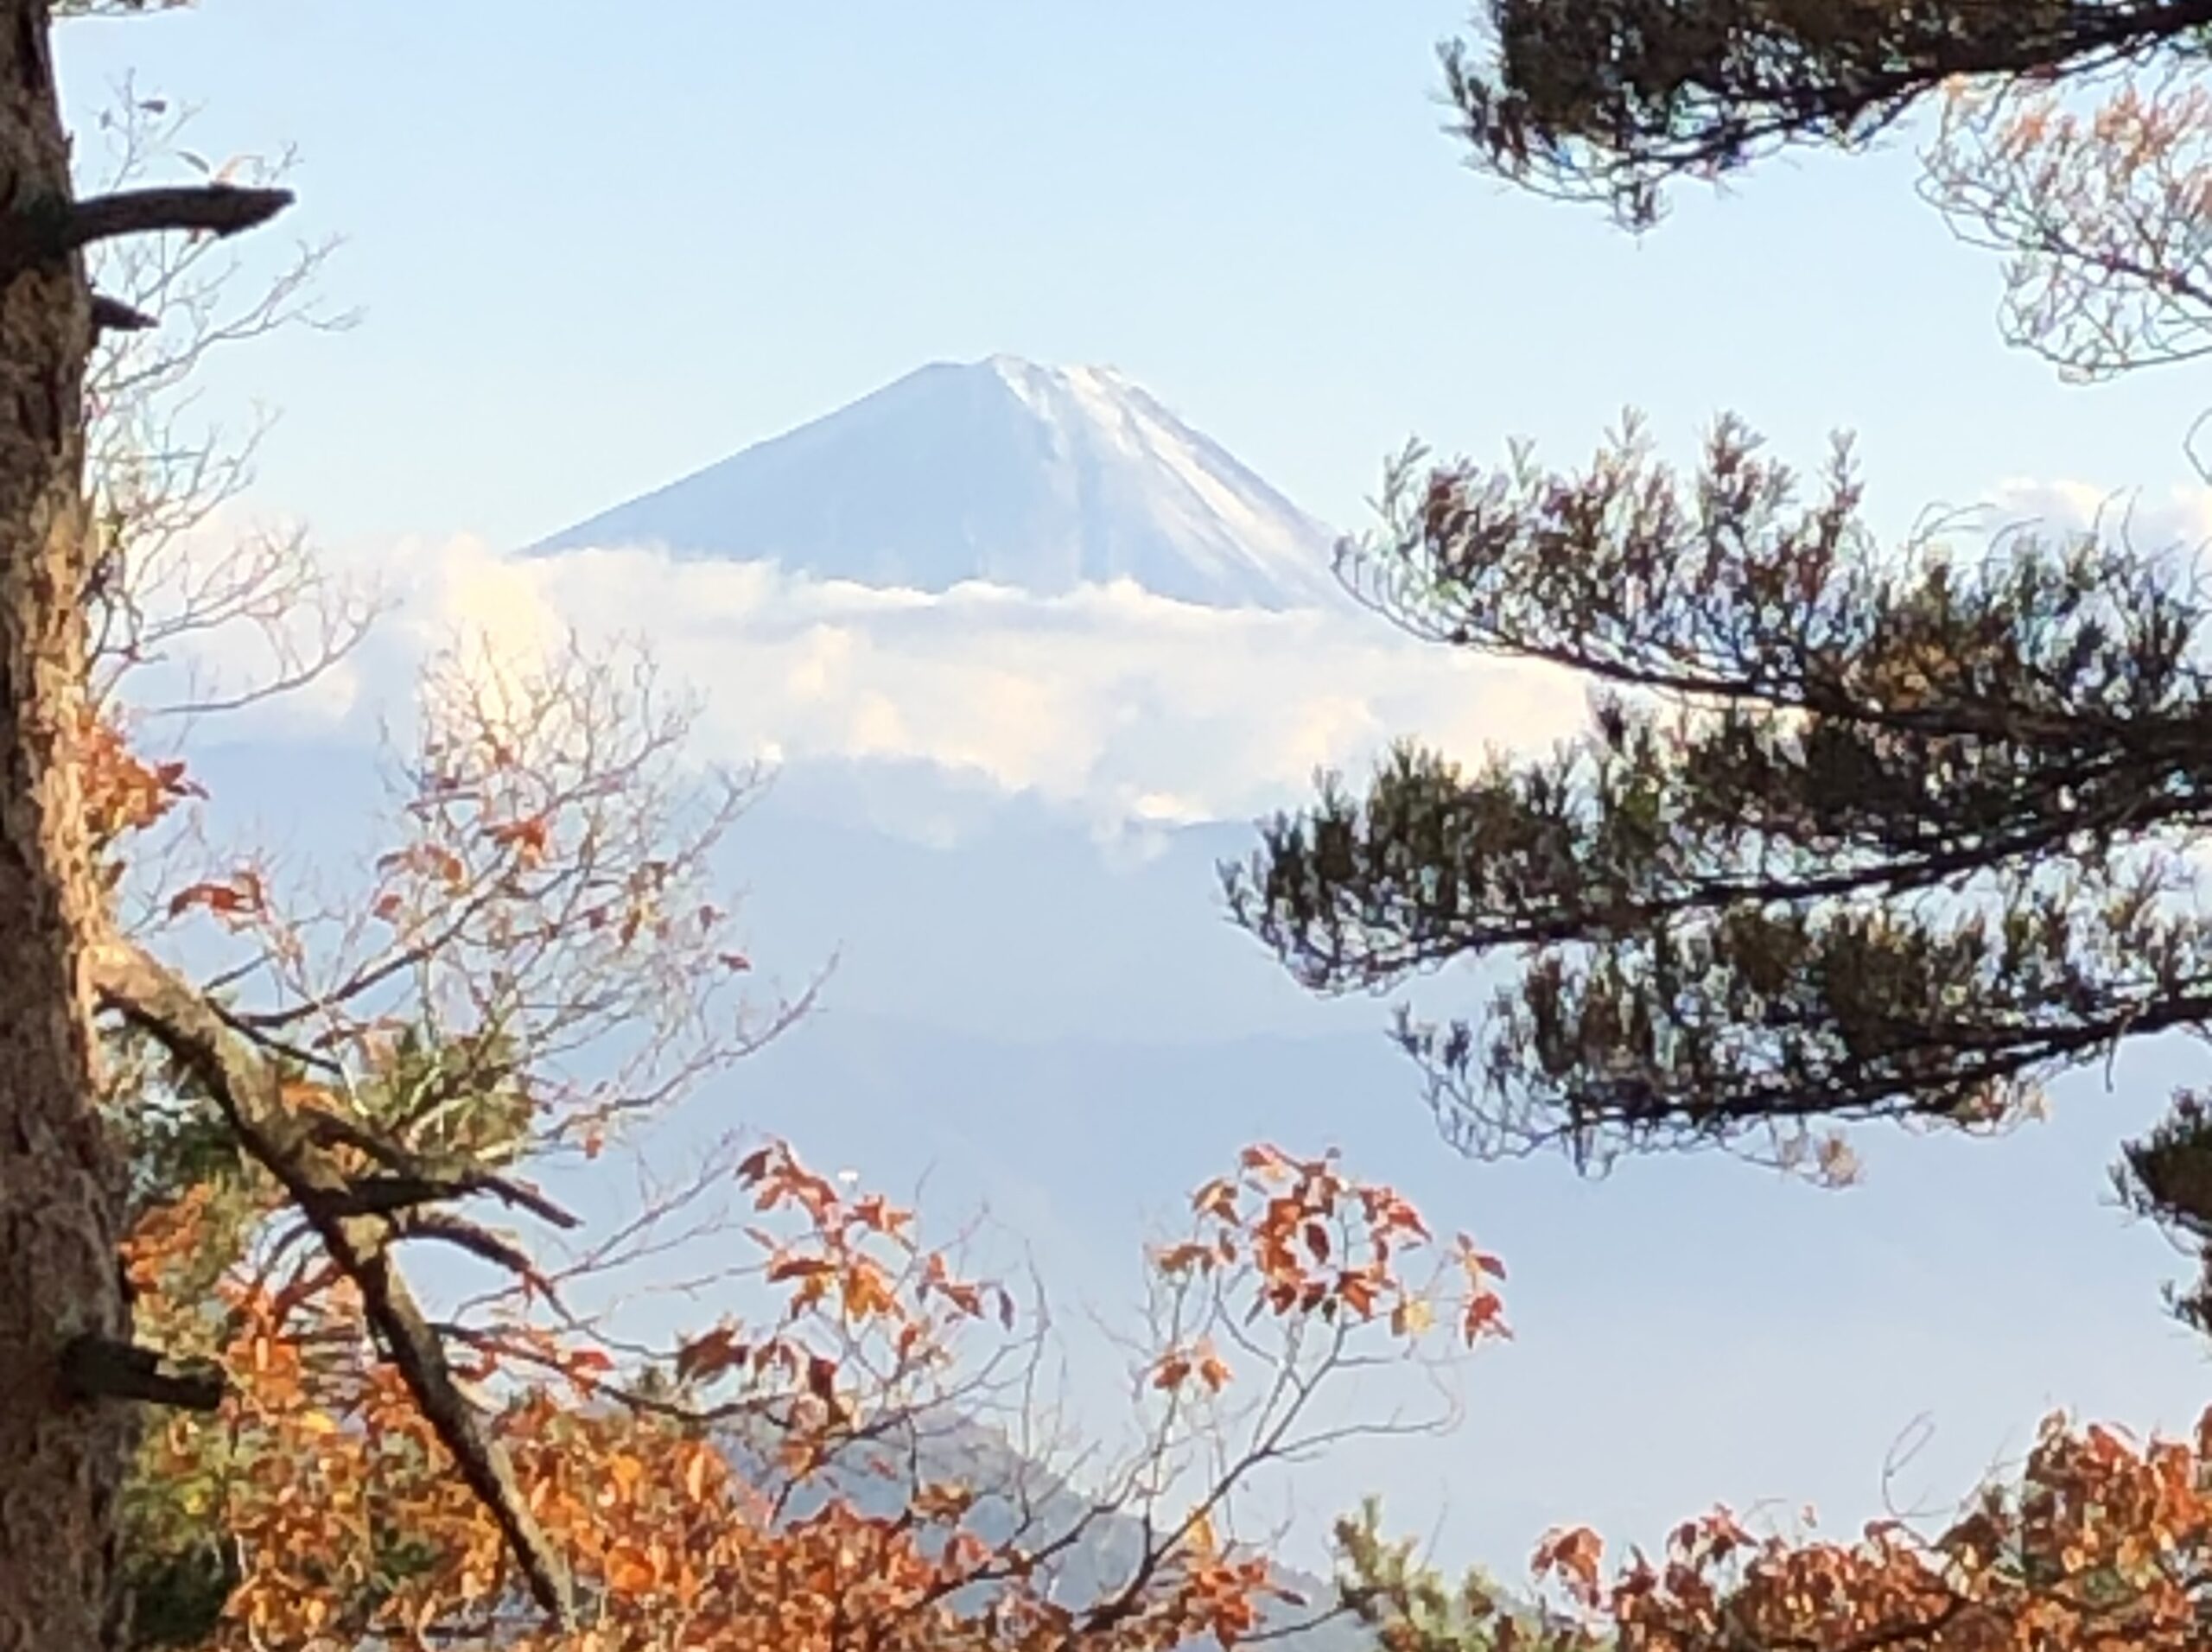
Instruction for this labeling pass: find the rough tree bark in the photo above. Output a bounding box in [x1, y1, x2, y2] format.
[0, 2, 128, 1646]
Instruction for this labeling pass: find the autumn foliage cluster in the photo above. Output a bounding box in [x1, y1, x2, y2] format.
[1331, 1406, 2212, 1652]
[104, 736, 1514, 1652]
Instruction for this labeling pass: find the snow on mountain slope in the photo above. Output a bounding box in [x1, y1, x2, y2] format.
[529, 356, 1349, 609]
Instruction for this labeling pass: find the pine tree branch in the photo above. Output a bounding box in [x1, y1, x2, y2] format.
[1448, 0, 2212, 223]
[87, 937, 576, 1629]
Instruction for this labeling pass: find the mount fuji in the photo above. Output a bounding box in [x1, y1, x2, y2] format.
[529, 355, 1349, 610]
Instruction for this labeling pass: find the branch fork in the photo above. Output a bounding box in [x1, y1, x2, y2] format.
[88, 937, 577, 1627]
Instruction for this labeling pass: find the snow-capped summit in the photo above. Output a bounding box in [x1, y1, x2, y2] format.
[528, 355, 1347, 609]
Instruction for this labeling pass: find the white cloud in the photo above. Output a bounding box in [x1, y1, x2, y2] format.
[175, 470, 2212, 838]
[1980, 474, 2212, 555]
[244, 537, 1586, 830]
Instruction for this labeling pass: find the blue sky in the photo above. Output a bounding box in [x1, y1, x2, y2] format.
[60, 0, 2212, 1595]
[59, 1, 2212, 551]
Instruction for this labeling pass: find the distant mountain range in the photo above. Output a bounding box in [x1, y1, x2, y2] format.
[715, 1408, 1368, 1652]
[529, 355, 1349, 610]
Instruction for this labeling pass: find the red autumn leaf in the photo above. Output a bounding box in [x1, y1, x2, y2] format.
[674, 1325, 746, 1384]
[852, 1193, 911, 1236]
[1462, 1289, 1510, 1344]
[1154, 1241, 1215, 1275]
[766, 1254, 833, 1283]
[1337, 1268, 1379, 1317]
[1191, 1176, 1239, 1220]
[168, 878, 256, 920]
[485, 812, 550, 864]
[1532, 1525, 1605, 1605]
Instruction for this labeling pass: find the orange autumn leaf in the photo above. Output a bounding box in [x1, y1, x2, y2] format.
[1337, 1268, 1379, 1318]
[604, 1542, 658, 1596]
[1196, 1346, 1232, 1393]
[766, 1253, 834, 1285]
[1531, 1524, 1605, 1604]
[485, 811, 551, 865]
[682, 1443, 715, 1503]
[1154, 1241, 1216, 1275]
[1191, 1176, 1239, 1220]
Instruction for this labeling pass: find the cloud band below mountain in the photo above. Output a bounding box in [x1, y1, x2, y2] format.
[224, 533, 1586, 834]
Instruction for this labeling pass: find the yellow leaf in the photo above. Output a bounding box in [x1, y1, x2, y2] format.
[1390, 1295, 1434, 1337]
[1190, 1510, 1217, 1558]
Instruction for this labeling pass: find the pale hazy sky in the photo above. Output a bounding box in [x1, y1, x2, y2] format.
[58, 0, 2212, 1593]
[56, 1, 2212, 552]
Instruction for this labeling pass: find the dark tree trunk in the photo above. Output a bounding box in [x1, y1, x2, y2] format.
[0, 3, 130, 1646]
